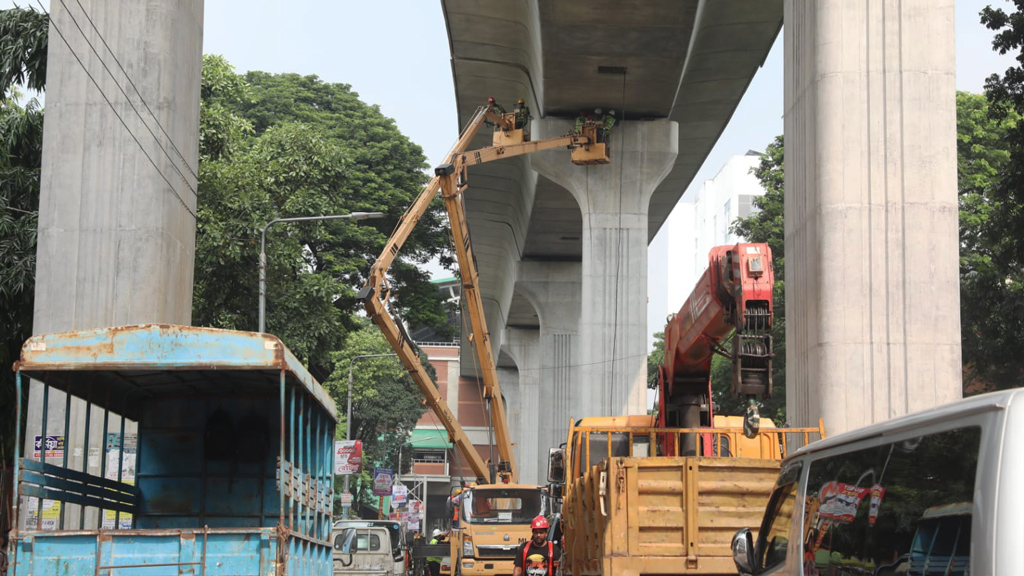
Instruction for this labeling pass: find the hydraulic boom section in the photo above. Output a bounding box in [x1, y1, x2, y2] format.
[359, 105, 603, 483]
[658, 243, 774, 452]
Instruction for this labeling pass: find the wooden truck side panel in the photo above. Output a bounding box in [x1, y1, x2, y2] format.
[562, 457, 780, 576]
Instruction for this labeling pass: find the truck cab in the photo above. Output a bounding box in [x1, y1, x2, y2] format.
[450, 484, 548, 576]
[334, 526, 397, 576]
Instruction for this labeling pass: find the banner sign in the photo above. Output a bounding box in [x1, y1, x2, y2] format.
[33, 435, 65, 458]
[868, 484, 887, 526]
[340, 493, 353, 506]
[373, 467, 395, 496]
[334, 440, 363, 475]
[818, 481, 869, 523]
[392, 484, 408, 505]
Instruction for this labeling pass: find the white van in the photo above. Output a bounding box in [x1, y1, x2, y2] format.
[732, 388, 1024, 576]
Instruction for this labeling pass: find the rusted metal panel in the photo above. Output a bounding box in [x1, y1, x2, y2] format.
[15, 324, 337, 420]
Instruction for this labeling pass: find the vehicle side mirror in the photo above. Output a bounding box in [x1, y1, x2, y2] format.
[732, 528, 755, 575]
[547, 448, 566, 484]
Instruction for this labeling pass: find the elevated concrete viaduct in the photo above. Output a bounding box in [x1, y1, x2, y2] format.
[443, 0, 790, 482]
[25, 0, 962, 492]
[446, 0, 961, 484]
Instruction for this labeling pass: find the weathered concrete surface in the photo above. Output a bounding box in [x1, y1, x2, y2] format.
[784, 0, 961, 434]
[23, 0, 203, 528]
[442, 1, 784, 445]
[532, 118, 678, 418]
[511, 260, 582, 478]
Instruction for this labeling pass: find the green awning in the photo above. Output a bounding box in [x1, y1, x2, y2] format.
[410, 428, 452, 449]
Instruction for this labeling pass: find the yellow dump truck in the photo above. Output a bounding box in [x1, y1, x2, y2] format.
[547, 415, 823, 576]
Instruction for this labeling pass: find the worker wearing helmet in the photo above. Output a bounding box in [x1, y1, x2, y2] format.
[574, 110, 588, 134]
[487, 96, 506, 115]
[513, 516, 560, 576]
[599, 109, 616, 146]
[428, 528, 446, 576]
[514, 98, 532, 130]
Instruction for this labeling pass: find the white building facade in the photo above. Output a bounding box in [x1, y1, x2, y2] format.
[663, 151, 767, 318]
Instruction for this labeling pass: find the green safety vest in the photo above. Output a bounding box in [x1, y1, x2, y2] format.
[603, 115, 616, 130]
[428, 538, 442, 563]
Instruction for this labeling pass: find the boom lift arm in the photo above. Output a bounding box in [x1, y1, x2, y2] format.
[359, 105, 600, 482]
[658, 243, 774, 451]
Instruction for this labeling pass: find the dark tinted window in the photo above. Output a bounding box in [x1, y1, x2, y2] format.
[756, 462, 802, 572]
[803, 427, 980, 576]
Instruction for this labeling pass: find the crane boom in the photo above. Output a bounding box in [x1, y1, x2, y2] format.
[658, 243, 774, 452]
[360, 105, 601, 482]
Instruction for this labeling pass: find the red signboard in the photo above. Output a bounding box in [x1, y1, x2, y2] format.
[334, 440, 363, 475]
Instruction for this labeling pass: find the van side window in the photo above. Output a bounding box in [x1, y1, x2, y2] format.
[802, 427, 980, 576]
[756, 462, 803, 572]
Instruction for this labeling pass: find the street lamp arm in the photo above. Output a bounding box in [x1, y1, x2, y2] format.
[258, 212, 384, 333]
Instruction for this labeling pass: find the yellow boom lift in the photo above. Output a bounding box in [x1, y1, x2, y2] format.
[358, 104, 605, 576]
[358, 104, 605, 483]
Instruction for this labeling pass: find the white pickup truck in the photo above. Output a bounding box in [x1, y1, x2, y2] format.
[334, 526, 399, 576]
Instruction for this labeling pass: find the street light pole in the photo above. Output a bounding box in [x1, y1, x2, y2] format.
[258, 212, 384, 333]
[342, 353, 398, 517]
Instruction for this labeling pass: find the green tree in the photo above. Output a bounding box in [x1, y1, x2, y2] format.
[730, 135, 787, 423]
[956, 90, 1018, 391]
[0, 6, 46, 465]
[326, 321, 430, 510]
[193, 57, 453, 380]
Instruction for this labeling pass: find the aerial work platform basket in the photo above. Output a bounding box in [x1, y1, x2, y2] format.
[570, 123, 610, 165]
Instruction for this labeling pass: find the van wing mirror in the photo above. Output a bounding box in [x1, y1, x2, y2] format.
[547, 448, 566, 484]
[731, 528, 755, 575]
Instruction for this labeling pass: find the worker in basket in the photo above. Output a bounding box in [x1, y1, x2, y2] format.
[487, 96, 506, 115]
[513, 516, 561, 576]
[514, 98, 532, 130]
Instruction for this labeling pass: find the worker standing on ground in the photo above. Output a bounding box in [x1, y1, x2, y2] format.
[513, 516, 561, 576]
[514, 98, 532, 130]
[428, 529, 445, 576]
[488, 96, 506, 115]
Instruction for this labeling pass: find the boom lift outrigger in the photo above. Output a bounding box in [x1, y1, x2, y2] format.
[358, 104, 607, 483]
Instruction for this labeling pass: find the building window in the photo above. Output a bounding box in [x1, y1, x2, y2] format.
[413, 449, 446, 463]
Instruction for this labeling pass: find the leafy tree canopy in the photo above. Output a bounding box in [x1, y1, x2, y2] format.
[325, 321, 430, 508]
[0, 6, 46, 464]
[194, 56, 453, 380]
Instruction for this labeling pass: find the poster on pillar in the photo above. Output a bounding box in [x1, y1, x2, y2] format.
[335, 440, 363, 475]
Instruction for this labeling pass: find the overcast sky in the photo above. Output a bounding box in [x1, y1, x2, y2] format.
[8, 0, 1017, 350]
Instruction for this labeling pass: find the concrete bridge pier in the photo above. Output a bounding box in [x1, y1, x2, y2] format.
[784, 0, 961, 434]
[499, 327, 541, 485]
[513, 261, 582, 471]
[24, 0, 203, 529]
[533, 119, 678, 418]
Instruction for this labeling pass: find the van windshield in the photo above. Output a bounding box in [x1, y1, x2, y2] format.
[462, 488, 546, 524]
[333, 520, 403, 560]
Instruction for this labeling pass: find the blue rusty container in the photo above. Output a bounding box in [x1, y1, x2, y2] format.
[7, 324, 337, 575]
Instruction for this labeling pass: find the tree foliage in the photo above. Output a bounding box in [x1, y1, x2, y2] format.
[325, 321, 430, 509]
[729, 135, 788, 423]
[956, 90, 1019, 391]
[0, 6, 46, 465]
[193, 56, 453, 380]
[0, 6, 47, 94]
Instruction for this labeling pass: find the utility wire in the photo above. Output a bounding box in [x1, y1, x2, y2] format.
[73, 0, 199, 182]
[36, 1, 197, 219]
[56, 0, 198, 196]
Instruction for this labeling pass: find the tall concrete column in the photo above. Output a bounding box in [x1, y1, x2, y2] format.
[533, 119, 678, 418]
[23, 0, 203, 528]
[500, 328, 541, 485]
[784, 0, 960, 434]
[514, 261, 581, 459]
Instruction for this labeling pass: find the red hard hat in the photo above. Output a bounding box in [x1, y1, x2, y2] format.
[488, 96, 496, 104]
[531, 516, 550, 530]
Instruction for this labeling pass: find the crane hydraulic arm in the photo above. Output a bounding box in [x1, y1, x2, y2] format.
[658, 242, 774, 449]
[358, 105, 597, 482]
